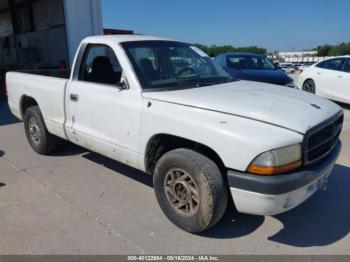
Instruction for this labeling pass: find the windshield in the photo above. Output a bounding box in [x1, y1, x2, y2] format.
[227, 54, 276, 70]
[121, 41, 232, 90]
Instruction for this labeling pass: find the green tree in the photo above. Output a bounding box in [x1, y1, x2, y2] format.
[316, 43, 350, 56]
[194, 44, 267, 57]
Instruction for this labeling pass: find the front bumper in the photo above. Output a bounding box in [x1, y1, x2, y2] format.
[227, 141, 341, 216]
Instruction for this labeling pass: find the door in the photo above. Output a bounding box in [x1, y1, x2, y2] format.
[314, 58, 346, 99]
[335, 58, 350, 103]
[66, 44, 142, 167]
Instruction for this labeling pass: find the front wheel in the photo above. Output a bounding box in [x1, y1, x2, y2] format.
[303, 79, 316, 94]
[153, 149, 228, 233]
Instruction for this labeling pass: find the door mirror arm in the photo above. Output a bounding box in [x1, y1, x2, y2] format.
[117, 79, 129, 91]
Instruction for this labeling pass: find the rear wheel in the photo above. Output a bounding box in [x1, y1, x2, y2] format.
[303, 79, 316, 94]
[24, 106, 60, 155]
[153, 148, 228, 233]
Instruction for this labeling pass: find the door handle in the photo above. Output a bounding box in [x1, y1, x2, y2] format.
[317, 72, 321, 75]
[338, 75, 343, 78]
[70, 94, 79, 102]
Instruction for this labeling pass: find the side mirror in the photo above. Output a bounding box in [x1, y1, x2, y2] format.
[117, 79, 129, 91]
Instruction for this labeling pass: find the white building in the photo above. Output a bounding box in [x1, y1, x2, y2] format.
[0, 0, 103, 69]
[277, 50, 317, 59]
[269, 50, 337, 64]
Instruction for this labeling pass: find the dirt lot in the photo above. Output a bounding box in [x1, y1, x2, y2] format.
[0, 100, 349, 255]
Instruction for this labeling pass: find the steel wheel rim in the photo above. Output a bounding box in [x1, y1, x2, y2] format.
[28, 117, 41, 145]
[164, 168, 200, 217]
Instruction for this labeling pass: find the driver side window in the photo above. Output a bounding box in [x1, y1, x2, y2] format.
[79, 44, 122, 85]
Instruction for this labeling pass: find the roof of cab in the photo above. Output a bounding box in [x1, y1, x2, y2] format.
[83, 34, 180, 44]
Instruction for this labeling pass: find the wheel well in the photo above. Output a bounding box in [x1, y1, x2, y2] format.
[145, 134, 226, 175]
[20, 96, 38, 118]
[303, 78, 314, 87]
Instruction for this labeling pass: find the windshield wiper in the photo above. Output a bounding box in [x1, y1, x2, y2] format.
[176, 77, 236, 88]
[176, 81, 211, 88]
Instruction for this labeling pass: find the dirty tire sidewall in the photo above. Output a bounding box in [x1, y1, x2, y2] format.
[153, 149, 228, 233]
[24, 106, 58, 155]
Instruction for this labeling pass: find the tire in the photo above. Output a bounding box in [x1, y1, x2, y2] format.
[24, 106, 59, 155]
[153, 148, 228, 233]
[303, 79, 316, 94]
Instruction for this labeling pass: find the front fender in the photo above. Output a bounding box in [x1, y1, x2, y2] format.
[140, 100, 303, 171]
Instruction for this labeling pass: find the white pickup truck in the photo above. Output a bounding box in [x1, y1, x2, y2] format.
[7, 35, 343, 233]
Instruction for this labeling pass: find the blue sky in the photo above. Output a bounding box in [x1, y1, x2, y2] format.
[102, 0, 350, 51]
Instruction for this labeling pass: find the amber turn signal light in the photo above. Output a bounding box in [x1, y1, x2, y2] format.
[247, 160, 302, 176]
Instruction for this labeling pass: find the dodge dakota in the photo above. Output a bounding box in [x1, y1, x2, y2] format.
[6, 35, 343, 233]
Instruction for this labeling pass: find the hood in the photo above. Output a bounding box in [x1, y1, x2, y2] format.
[143, 81, 342, 134]
[239, 69, 292, 86]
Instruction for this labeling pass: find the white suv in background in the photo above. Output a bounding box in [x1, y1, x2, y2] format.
[298, 56, 350, 104]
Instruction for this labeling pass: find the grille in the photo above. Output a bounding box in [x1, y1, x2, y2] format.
[305, 113, 343, 164]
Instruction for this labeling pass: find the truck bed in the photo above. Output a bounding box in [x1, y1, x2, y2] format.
[17, 69, 71, 79]
[6, 70, 69, 140]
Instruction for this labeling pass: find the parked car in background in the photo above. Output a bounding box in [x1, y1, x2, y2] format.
[293, 64, 304, 72]
[296, 64, 310, 72]
[215, 53, 295, 87]
[279, 63, 296, 74]
[298, 56, 350, 104]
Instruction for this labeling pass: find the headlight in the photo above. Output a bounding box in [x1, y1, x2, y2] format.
[247, 144, 302, 175]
